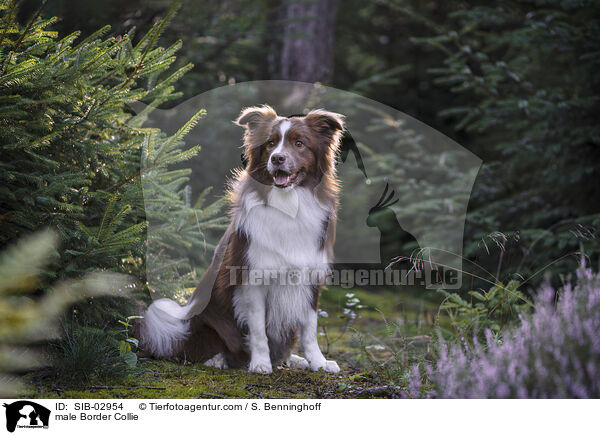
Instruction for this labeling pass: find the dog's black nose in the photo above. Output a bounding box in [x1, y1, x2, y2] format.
[271, 153, 286, 165]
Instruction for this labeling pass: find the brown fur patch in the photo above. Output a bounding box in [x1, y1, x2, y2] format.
[269, 327, 299, 363]
[179, 227, 250, 367]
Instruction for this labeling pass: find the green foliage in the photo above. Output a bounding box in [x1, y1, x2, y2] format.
[0, 1, 226, 388]
[140, 110, 228, 302]
[31, 0, 272, 97]
[317, 291, 365, 355]
[393, 0, 600, 283]
[438, 279, 530, 340]
[0, 1, 223, 321]
[0, 230, 126, 395]
[354, 308, 434, 398]
[351, 105, 479, 269]
[157, 0, 270, 96]
[46, 325, 134, 386]
[116, 314, 142, 369]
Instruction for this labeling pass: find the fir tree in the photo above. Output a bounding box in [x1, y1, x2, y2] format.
[386, 0, 600, 283]
[0, 1, 225, 326]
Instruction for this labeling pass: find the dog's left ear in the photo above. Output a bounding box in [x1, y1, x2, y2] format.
[305, 109, 346, 139]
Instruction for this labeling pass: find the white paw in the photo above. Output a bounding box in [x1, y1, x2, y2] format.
[286, 354, 310, 370]
[323, 360, 340, 373]
[203, 353, 229, 369]
[248, 359, 273, 374]
[310, 359, 340, 374]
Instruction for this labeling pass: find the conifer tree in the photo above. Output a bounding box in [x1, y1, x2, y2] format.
[0, 1, 225, 325]
[386, 0, 600, 282]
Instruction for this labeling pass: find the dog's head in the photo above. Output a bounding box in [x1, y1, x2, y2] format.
[235, 105, 345, 189]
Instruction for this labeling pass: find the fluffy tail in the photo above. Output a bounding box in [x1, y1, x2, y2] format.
[140, 228, 228, 358]
[140, 286, 212, 358]
[139, 299, 190, 357]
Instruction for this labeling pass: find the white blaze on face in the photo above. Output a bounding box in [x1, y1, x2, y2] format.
[267, 120, 291, 174]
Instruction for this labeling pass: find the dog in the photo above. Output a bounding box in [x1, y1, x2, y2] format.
[140, 105, 345, 374]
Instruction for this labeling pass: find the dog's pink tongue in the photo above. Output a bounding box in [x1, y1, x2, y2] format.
[274, 173, 290, 186]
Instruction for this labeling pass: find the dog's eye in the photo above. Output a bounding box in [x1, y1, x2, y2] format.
[295, 140, 304, 148]
[266, 140, 275, 148]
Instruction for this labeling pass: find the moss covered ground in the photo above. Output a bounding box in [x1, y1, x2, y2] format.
[26, 286, 443, 399]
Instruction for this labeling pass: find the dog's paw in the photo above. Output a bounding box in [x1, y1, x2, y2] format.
[248, 359, 273, 374]
[310, 359, 340, 374]
[323, 360, 340, 373]
[286, 354, 310, 370]
[203, 353, 229, 369]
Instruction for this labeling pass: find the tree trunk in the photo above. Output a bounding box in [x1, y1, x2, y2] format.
[278, 0, 339, 83]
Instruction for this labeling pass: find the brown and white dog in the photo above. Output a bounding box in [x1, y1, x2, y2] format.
[140, 105, 344, 374]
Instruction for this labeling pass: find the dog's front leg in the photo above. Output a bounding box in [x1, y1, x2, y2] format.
[237, 286, 272, 374]
[301, 309, 340, 373]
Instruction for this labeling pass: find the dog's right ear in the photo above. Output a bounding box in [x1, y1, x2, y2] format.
[234, 105, 277, 131]
[235, 105, 277, 168]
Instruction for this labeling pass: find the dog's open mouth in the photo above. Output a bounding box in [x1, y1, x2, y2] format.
[273, 170, 298, 188]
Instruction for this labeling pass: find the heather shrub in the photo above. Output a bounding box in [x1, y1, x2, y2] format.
[412, 266, 600, 398]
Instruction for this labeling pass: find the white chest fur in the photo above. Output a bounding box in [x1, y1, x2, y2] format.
[241, 186, 329, 269]
[233, 186, 331, 340]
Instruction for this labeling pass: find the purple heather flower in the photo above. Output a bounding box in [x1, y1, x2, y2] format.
[408, 266, 600, 398]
